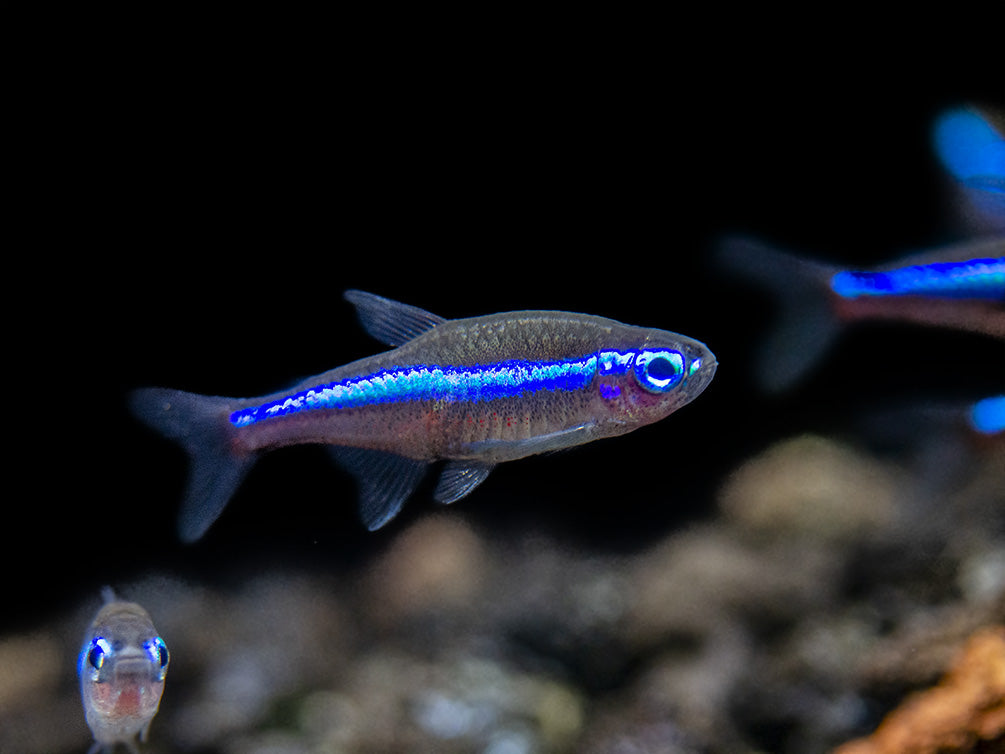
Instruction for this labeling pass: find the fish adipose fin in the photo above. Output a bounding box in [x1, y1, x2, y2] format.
[716, 236, 841, 392]
[330, 447, 429, 530]
[344, 289, 447, 347]
[130, 387, 254, 543]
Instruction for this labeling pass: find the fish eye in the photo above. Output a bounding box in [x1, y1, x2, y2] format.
[146, 637, 170, 677]
[87, 637, 112, 671]
[633, 350, 685, 393]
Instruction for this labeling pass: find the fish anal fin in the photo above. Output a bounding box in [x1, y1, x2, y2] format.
[330, 447, 428, 530]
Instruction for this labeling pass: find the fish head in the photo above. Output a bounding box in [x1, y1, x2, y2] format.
[593, 327, 717, 431]
[79, 602, 169, 741]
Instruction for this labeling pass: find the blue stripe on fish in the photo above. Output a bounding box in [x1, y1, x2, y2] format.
[829, 258, 1005, 300]
[230, 352, 639, 428]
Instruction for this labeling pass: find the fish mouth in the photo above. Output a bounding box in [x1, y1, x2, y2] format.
[110, 655, 159, 681]
[684, 348, 718, 398]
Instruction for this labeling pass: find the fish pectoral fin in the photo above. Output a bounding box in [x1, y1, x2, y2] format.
[344, 290, 447, 347]
[434, 462, 495, 504]
[330, 447, 428, 530]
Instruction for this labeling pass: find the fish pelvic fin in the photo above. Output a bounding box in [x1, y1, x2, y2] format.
[130, 387, 254, 543]
[716, 235, 842, 392]
[434, 462, 495, 504]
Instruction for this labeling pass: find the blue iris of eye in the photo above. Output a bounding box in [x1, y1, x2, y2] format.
[634, 350, 685, 393]
[145, 636, 170, 679]
[86, 637, 112, 671]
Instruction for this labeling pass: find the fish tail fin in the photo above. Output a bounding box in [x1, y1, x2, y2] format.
[715, 235, 842, 392]
[129, 387, 254, 543]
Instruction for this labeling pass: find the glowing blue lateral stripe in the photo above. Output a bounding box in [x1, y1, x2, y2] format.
[229, 351, 636, 427]
[971, 395, 1005, 435]
[829, 258, 1005, 299]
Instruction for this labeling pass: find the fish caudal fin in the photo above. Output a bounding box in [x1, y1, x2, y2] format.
[716, 235, 842, 392]
[130, 387, 254, 542]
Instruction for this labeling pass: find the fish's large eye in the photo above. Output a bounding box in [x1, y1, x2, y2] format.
[146, 637, 170, 679]
[633, 350, 685, 393]
[86, 637, 112, 671]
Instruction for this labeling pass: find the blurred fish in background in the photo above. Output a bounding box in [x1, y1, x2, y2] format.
[717, 105, 1004, 398]
[932, 106, 1005, 233]
[716, 236, 1004, 392]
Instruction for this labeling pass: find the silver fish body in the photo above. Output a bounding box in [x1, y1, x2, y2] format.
[132, 291, 717, 540]
[79, 588, 169, 754]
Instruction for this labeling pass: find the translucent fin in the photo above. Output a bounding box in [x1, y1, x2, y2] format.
[461, 424, 594, 458]
[330, 447, 428, 530]
[130, 387, 254, 543]
[434, 462, 495, 504]
[344, 290, 447, 347]
[715, 235, 842, 392]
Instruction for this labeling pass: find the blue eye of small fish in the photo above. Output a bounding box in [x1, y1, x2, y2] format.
[633, 350, 685, 393]
[86, 637, 112, 672]
[145, 636, 170, 679]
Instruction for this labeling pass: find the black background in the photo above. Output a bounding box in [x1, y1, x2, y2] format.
[9, 29, 1004, 632]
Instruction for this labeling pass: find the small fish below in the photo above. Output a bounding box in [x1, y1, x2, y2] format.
[131, 290, 717, 542]
[716, 235, 1005, 391]
[79, 587, 169, 754]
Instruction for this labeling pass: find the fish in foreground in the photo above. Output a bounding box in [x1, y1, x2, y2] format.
[716, 235, 1004, 390]
[79, 587, 169, 754]
[131, 290, 717, 541]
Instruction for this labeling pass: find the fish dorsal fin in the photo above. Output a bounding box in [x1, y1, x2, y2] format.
[330, 447, 429, 530]
[344, 290, 447, 347]
[434, 462, 495, 504]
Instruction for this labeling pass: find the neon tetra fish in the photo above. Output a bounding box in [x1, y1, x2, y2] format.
[716, 235, 1004, 390]
[131, 290, 717, 541]
[79, 588, 169, 754]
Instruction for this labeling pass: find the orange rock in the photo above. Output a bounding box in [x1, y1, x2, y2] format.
[834, 625, 1005, 754]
